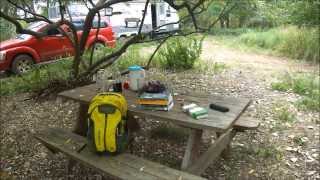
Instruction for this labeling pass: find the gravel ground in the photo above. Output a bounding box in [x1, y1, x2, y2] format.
[0, 38, 319, 179]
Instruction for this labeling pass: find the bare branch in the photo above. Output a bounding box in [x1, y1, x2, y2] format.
[88, 11, 102, 66]
[58, 0, 65, 20]
[6, 0, 51, 23]
[80, 35, 140, 77]
[78, 0, 131, 56]
[138, 0, 149, 35]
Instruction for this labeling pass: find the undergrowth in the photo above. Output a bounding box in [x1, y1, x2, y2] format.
[271, 72, 319, 111]
[237, 26, 319, 62]
[273, 102, 296, 123]
[0, 59, 72, 96]
[215, 26, 319, 63]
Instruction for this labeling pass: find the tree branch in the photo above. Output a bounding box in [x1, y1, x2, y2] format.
[0, 11, 46, 38]
[138, 0, 149, 35]
[145, 37, 169, 69]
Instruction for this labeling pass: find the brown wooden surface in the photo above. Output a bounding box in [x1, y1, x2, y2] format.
[35, 128, 207, 180]
[186, 129, 236, 175]
[181, 129, 203, 170]
[74, 103, 89, 136]
[234, 117, 260, 131]
[58, 84, 251, 133]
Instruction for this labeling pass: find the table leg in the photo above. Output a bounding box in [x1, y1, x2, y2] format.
[186, 129, 235, 175]
[217, 132, 232, 159]
[73, 103, 89, 136]
[181, 129, 203, 170]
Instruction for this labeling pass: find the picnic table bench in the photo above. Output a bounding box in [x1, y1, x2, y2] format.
[35, 84, 259, 179]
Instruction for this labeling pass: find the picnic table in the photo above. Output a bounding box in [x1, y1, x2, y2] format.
[35, 83, 259, 179]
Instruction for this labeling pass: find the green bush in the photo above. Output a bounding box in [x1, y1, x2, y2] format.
[237, 26, 319, 62]
[157, 37, 203, 70]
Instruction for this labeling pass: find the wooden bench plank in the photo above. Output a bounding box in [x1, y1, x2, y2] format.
[233, 117, 260, 131]
[34, 128, 207, 180]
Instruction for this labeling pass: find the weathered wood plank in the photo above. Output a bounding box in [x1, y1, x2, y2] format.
[186, 129, 236, 175]
[74, 103, 89, 136]
[181, 129, 203, 170]
[234, 117, 260, 131]
[58, 84, 251, 132]
[34, 128, 207, 180]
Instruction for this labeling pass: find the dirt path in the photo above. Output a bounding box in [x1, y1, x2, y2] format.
[201, 36, 318, 80]
[0, 36, 319, 180]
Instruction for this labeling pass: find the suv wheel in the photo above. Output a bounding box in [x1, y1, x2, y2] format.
[11, 55, 34, 74]
[91, 42, 105, 52]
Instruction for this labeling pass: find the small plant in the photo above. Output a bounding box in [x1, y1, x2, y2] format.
[293, 136, 307, 146]
[296, 96, 320, 111]
[254, 145, 282, 160]
[271, 81, 290, 92]
[273, 104, 296, 123]
[194, 61, 227, 74]
[157, 36, 203, 70]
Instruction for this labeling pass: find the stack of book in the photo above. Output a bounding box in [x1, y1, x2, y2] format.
[137, 91, 174, 111]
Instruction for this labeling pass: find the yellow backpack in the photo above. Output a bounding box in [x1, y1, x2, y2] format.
[87, 92, 128, 154]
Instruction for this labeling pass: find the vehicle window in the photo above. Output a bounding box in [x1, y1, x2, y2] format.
[160, 4, 165, 15]
[71, 19, 106, 30]
[27, 21, 46, 31]
[72, 20, 84, 31]
[47, 28, 61, 36]
[92, 20, 107, 28]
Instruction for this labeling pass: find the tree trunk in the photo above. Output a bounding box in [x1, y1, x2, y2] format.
[226, 14, 230, 28]
[220, 19, 224, 28]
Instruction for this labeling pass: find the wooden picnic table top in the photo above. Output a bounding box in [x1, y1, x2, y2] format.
[58, 84, 251, 132]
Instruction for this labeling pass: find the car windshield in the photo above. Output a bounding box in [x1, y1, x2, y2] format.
[16, 21, 47, 40]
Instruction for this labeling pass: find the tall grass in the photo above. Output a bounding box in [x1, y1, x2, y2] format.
[238, 26, 319, 62]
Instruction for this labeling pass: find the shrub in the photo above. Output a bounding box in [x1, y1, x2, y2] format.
[157, 36, 203, 70]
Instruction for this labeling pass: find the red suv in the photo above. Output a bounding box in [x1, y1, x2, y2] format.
[0, 18, 115, 74]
